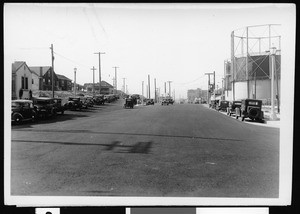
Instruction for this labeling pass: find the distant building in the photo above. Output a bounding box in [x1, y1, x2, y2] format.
[84, 81, 114, 94]
[56, 74, 72, 91]
[187, 88, 207, 103]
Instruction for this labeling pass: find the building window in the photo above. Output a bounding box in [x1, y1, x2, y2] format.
[25, 77, 28, 89]
[21, 77, 28, 89]
[21, 77, 24, 89]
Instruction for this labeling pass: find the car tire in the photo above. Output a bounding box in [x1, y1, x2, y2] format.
[14, 115, 22, 124]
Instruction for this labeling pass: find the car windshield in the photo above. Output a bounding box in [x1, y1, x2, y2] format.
[12, 102, 22, 108]
[36, 100, 51, 104]
[248, 101, 259, 105]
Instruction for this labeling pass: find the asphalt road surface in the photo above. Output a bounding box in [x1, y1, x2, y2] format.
[10, 100, 279, 197]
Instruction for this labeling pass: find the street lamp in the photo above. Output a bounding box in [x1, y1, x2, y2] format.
[269, 47, 278, 120]
[74, 67, 77, 96]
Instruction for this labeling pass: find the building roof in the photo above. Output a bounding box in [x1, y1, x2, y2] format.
[84, 81, 113, 88]
[56, 74, 72, 81]
[12, 61, 26, 74]
[29, 66, 52, 76]
[12, 61, 39, 76]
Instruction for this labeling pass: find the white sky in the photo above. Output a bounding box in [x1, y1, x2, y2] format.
[4, 3, 295, 99]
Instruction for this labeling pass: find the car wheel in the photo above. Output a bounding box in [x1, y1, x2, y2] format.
[14, 115, 22, 124]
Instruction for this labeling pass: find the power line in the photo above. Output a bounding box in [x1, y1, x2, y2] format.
[173, 74, 205, 85]
[53, 51, 90, 69]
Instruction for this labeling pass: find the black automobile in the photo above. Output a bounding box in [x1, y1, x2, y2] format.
[52, 98, 65, 115]
[11, 100, 36, 124]
[161, 98, 169, 105]
[146, 99, 154, 105]
[227, 101, 242, 116]
[235, 99, 264, 122]
[124, 98, 134, 108]
[65, 97, 83, 110]
[32, 97, 55, 118]
[216, 100, 229, 112]
[168, 98, 174, 105]
[209, 100, 219, 109]
[93, 95, 105, 105]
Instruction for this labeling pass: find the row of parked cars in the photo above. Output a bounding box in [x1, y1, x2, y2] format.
[210, 98, 264, 122]
[11, 94, 120, 124]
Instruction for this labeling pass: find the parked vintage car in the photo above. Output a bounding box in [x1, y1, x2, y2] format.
[11, 100, 36, 124]
[235, 99, 264, 122]
[216, 100, 229, 112]
[79, 97, 89, 109]
[65, 97, 83, 111]
[32, 97, 55, 118]
[93, 95, 105, 105]
[227, 101, 242, 116]
[52, 98, 65, 115]
[209, 100, 219, 109]
[85, 96, 94, 107]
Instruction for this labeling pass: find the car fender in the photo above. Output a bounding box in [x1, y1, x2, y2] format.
[12, 112, 24, 120]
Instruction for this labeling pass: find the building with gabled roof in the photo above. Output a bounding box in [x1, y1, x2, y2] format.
[12, 61, 37, 100]
[56, 74, 72, 91]
[84, 81, 114, 94]
[29, 66, 59, 91]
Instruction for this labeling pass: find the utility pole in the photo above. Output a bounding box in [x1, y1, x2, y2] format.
[142, 81, 144, 105]
[148, 75, 150, 99]
[164, 82, 166, 97]
[74, 68, 77, 96]
[50, 44, 55, 98]
[113, 66, 119, 94]
[270, 47, 277, 120]
[122, 78, 126, 93]
[205, 72, 214, 105]
[91, 66, 97, 95]
[94, 51, 105, 94]
[167, 81, 172, 98]
[154, 78, 157, 103]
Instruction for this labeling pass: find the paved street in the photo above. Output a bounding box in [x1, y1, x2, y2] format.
[11, 100, 279, 197]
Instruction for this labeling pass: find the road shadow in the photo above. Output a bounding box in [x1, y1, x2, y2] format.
[11, 139, 153, 154]
[11, 113, 89, 129]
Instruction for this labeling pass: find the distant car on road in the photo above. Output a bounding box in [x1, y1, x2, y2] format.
[235, 99, 264, 122]
[161, 98, 169, 105]
[146, 99, 154, 105]
[124, 98, 134, 108]
[11, 100, 36, 124]
[227, 101, 242, 116]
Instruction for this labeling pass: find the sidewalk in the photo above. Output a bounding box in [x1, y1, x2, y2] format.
[202, 104, 280, 128]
